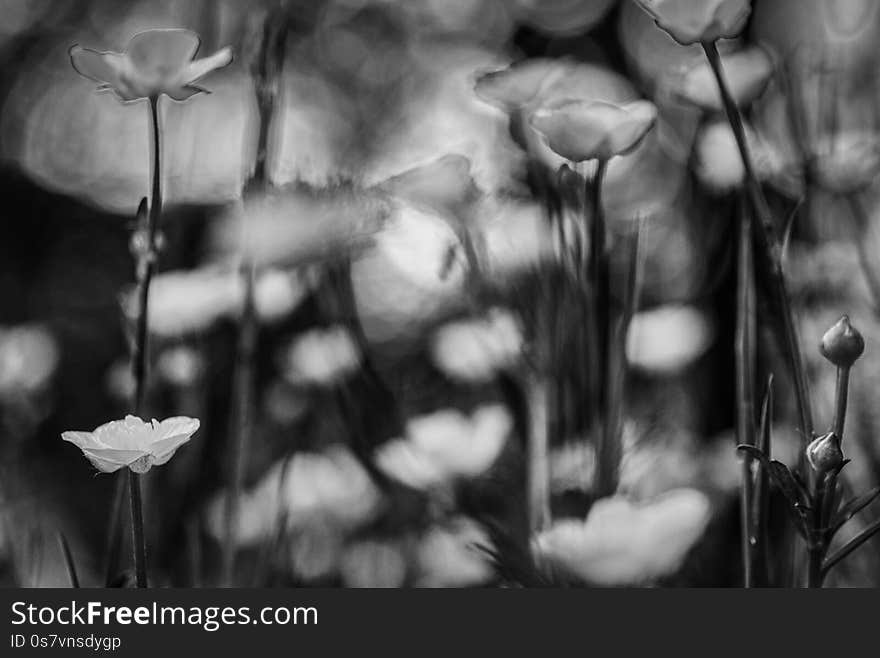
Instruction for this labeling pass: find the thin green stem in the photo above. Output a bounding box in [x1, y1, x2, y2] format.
[702, 40, 813, 447]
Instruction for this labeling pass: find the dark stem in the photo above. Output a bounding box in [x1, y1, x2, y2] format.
[735, 201, 756, 587]
[123, 95, 163, 589]
[589, 159, 618, 497]
[820, 366, 851, 540]
[129, 471, 147, 587]
[57, 533, 79, 588]
[822, 517, 880, 578]
[702, 40, 813, 448]
[222, 11, 287, 586]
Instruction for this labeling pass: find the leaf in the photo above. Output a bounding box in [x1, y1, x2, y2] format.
[822, 517, 880, 578]
[57, 533, 79, 588]
[830, 486, 880, 536]
[736, 445, 811, 537]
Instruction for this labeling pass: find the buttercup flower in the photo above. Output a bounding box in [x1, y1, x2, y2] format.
[634, 0, 751, 46]
[530, 99, 657, 162]
[430, 307, 523, 382]
[278, 326, 362, 386]
[677, 46, 773, 111]
[813, 131, 880, 194]
[62, 415, 199, 474]
[534, 488, 711, 585]
[375, 404, 512, 490]
[69, 28, 232, 102]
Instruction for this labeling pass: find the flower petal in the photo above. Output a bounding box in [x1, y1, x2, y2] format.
[179, 47, 233, 86]
[125, 29, 200, 77]
[69, 45, 127, 90]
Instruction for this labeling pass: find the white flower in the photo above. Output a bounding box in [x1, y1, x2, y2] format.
[0, 325, 58, 397]
[677, 46, 773, 111]
[69, 29, 232, 102]
[633, 0, 751, 46]
[375, 404, 511, 489]
[205, 446, 381, 547]
[431, 308, 523, 382]
[339, 540, 408, 588]
[415, 517, 494, 587]
[813, 131, 880, 194]
[534, 488, 711, 585]
[278, 326, 361, 386]
[156, 346, 204, 388]
[530, 99, 658, 162]
[62, 415, 199, 474]
[626, 305, 714, 374]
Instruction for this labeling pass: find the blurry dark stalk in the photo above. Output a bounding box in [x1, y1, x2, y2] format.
[702, 41, 814, 451]
[753, 376, 774, 585]
[587, 159, 619, 498]
[222, 7, 288, 587]
[57, 533, 79, 588]
[734, 201, 757, 586]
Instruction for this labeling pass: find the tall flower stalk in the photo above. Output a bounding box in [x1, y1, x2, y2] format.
[222, 9, 287, 586]
[70, 28, 232, 588]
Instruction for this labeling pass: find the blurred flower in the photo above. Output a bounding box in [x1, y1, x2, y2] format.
[156, 346, 204, 388]
[676, 46, 773, 111]
[289, 521, 345, 582]
[127, 266, 309, 337]
[626, 305, 713, 374]
[474, 57, 572, 112]
[62, 415, 199, 474]
[205, 446, 381, 547]
[693, 119, 788, 192]
[0, 325, 58, 398]
[278, 326, 361, 386]
[353, 201, 467, 343]
[104, 359, 135, 403]
[69, 29, 232, 102]
[211, 187, 390, 268]
[415, 517, 494, 587]
[633, 0, 751, 46]
[430, 308, 523, 382]
[131, 267, 239, 337]
[549, 442, 595, 494]
[379, 154, 480, 225]
[530, 99, 657, 161]
[813, 131, 880, 194]
[514, 0, 617, 37]
[820, 315, 865, 368]
[340, 540, 408, 588]
[534, 488, 711, 585]
[478, 197, 553, 275]
[376, 404, 512, 489]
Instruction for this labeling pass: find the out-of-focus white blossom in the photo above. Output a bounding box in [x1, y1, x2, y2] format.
[288, 522, 344, 582]
[514, 0, 617, 37]
[813, 131, 880, 194]
[676, 46, 773, 111]
[353, 202, 467, 343]
[549, 442, 595, 494]
[626, 305, 714, 374]
[340, 540, 408, 588]
[205, 446, 381, 548]
[534, 488, 711, 585]
[531, 99, 658, 162]
[431, 308, 523, 382]
[633, 0, 751, 46]
[156, 346, 204, 388]
[376, 405, 511, 490]
[278, 325, 361, 386]
[0, 325, 59, 397]
[415, 517, 494, 587]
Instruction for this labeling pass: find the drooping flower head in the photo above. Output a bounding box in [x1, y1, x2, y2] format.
[634, 0, 751, 45]
[530, 99, 658, 162]
[69, 28, 232, 102]
[62, 415, 199, 473]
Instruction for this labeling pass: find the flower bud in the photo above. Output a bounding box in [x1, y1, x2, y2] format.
[806, 432, 844, 475]
[819, 315, 865, 368]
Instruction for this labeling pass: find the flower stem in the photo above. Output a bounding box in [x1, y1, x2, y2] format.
[702, 40, 813, 446]
[735, 200, 756, 587]
[129, 470, 147, 587]
[120, 95, 163, 589]
[588, 159, 618, 498]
